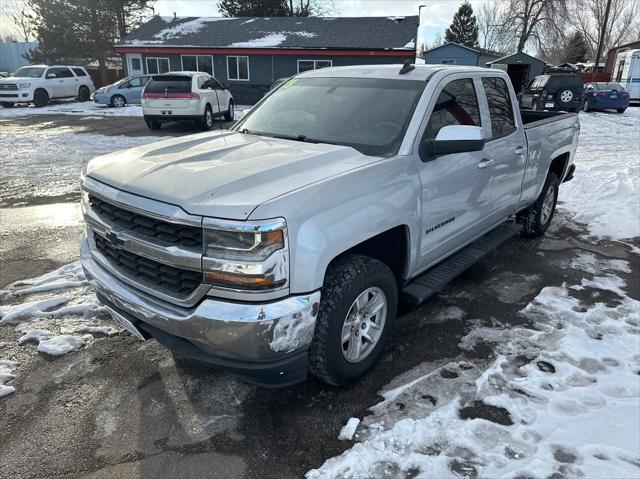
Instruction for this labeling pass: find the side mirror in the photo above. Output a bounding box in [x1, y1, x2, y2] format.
[420, 125, 485, 160]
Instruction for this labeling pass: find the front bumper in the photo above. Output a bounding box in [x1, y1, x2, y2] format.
[0, 89, 33, 102]
[93, 93, 111, 105]
[80, 236, 321, 386]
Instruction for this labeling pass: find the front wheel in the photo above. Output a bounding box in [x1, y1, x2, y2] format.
[110, 94, 126, 108]
[309, 255, 397, 386]
[518, 171, 560, 238]
[33, 89, 49, 107]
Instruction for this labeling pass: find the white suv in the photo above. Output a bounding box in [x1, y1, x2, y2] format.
[141, 72, 234, 130]
[0, 64, 95, 108]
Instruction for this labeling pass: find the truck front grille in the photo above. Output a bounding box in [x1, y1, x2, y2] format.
[94, 234, 201, 297]
[89, 195, 202, 250]
[0, 84, 18, 90]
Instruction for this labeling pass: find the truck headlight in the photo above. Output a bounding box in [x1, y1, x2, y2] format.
[19, 82, 31, 89]
[202, 218, 288, 291]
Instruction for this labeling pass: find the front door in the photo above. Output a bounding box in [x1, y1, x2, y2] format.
[479, 76, 527, 222]
[127, 54, 143, 77]
[415, 75, 494, 271]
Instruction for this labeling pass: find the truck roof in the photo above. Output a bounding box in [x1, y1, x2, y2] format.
[299, 64, 494, 81]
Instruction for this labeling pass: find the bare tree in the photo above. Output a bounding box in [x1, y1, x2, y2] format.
[1, 0, 36, 42]
[502, 0, 567, 52]
[570, 0, 639, 59]
[477, 0, 515, 52]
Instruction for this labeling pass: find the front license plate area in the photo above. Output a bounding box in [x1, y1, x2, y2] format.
[108, 308, 146, 340]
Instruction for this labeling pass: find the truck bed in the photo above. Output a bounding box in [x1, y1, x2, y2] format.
[520, 109, 577, 129]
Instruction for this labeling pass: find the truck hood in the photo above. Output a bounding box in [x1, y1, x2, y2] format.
[0, 76, 34, 82]
[86, 130, 378, 219]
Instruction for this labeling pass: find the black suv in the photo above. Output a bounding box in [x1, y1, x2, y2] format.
[520, 72, 583, 112]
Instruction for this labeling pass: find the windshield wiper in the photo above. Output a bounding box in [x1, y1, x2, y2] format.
[238, 129, 335, 146]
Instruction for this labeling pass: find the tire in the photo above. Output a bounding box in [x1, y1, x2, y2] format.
[557, 89, 574, 106]
[518, 171, 560, 238]
[200, 104, 213, 131]
[0, 102, 14, 108]
[110, 94, 126, 108]
[224, 100, 234, 122]
[617, 108, 626, 114]
[582, 100, 590, 112]
[309, 255, 398, 386]
[33, 89, 49, 107]
[532, 102, 539, 111]
[77, 85, 90, 102]
[145, 119, 161, 130]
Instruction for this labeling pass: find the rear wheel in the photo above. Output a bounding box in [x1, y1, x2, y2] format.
[77, 85, 90, 102]
[617, 108, 626, 114]
[201, 105, 213, 131]
[0, 101, 14, 108]
[518, 171, 560, 238]
[582, 100, 590, 112]
[224, 100, 234, 122]
[145, 119, 161, 130]
[33, 89, 49, 107]
[110, 94, 126, 108]
[309, 255, 397, 386]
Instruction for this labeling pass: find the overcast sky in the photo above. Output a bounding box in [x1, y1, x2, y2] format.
[154, 0, 484, 47]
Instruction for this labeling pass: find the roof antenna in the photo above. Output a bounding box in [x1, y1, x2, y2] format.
[173, 11, 177, 19]
[399, 59, 415, 75]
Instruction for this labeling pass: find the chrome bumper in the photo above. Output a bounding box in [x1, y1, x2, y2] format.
[80, 235, 321, 363]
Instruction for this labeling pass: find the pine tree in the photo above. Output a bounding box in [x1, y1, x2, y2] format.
[562, 31, 588, 64]
[219, 0, 326, 17]
[444, 1, 479, 48]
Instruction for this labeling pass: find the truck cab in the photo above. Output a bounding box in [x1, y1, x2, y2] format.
[80, 65, 579, 387]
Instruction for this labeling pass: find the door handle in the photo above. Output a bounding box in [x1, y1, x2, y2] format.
[478, 158, 494, 169]
[514, 146, 526, 155]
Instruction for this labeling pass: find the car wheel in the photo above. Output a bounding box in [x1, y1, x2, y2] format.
[110, 94, 126, 108]
[224, 100, 234, 122]
[532, 102, 538, 111]
[145, 119, 161, 130]
[201, 105, 213, 131]
[309, 255, 397, 386]
[518, 171, 560, 238]
[582, 100, 590, 112]
[0, 101, 14, 108]
[33, 89, 49, 107]
[617, 108, 626, 114]
[78, 86, 90, 102]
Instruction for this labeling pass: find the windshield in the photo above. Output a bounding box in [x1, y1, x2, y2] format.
[12, 67, 45, 78]
[235, 77, 426, 157]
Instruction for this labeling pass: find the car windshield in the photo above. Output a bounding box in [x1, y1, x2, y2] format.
[595, 82, 625, 91]
[235, 77, 426, 157]
[12, 67, 45, 78]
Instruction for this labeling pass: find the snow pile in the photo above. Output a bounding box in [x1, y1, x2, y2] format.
[0, 101, 144, 118]
[559, 109, 640, 240]
[153, 17, 231, 40]
[338, 418, 361, 441]
[0, 360, 18, 398]
[0, 262, 119, 368]
[230, 33, 287, 48]
[308, 257, 640, 478]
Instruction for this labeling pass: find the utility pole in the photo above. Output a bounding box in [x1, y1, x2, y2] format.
[592, 0, 612, 81]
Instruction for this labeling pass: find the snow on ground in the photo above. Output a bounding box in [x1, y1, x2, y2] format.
[559, 108, 640, 240]
[0, 262, 121, 396]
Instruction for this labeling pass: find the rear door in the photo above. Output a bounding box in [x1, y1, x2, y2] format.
[143, 75, 194, 111]
[198, 76, 219, 114]
[44, 67, 68, 98]
[414, 74, 494, 270]
[57, 67, 77, 97]
[125, 75, 149, 103]
[479, 75, 527, 221]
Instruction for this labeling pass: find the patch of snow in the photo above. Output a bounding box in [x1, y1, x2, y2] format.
[568, 252, 631, 275]
[73, 326, 118, 336]
[403, 39, 415, 49]
[153, 17, 231, 40]
[18, 329, 54, 345]
[0, 360, 18, 398]
[338, 418, 360, 441]
[230, 33, 287, 48]
[121, 39, 165, 45]
[559, 109, 640, 240]
[269, 315, 316, 353]
[0, 297, 70, 324]
[308, 269, 640, 478]
[37, 335, 85, 356]
[0, 100, 144, 118]
[243, 19, 256, 24]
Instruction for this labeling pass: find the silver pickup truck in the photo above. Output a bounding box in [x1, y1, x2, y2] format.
[80, 65, 579, 387]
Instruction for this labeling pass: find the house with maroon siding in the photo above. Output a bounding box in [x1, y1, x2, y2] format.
[115, 15, 417, 104]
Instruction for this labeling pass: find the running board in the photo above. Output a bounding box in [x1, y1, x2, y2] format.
[401, 222, 522, 305]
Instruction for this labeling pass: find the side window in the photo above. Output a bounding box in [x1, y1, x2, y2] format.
[482, 77, 516, 139]
[72, 68, 87, 77]
[57, 67, 74, 78]
[119, 80, 131, 89]
[424, 78, 481, 140]
[197, 76, 208, 89]
[46, 67, 65, 79]
[212, 78, 224, 90]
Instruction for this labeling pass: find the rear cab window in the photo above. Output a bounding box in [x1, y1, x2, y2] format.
[72, 68, 87, 77]
[482, 77, 516, 139]
[424, 78, 481, 140]
[146, 75, 193, 93]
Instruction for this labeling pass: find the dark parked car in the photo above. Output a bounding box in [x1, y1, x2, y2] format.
[582, 82, 630, 113]
[520, 73, 583, 112]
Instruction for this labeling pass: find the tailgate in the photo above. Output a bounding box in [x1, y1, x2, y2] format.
[143, 75, 194, 109]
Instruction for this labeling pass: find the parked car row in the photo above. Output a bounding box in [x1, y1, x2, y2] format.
[519, 71, 630, 114]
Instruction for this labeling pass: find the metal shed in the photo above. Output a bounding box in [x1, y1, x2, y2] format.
[486, 52, 546, 93]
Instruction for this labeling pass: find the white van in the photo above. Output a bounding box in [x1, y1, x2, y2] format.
[612, 49, 640, 102]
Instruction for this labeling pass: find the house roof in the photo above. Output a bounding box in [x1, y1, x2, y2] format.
[424, 42, 505, 58]
[118, 16, 418, 50]
[486, 51, 545, 65]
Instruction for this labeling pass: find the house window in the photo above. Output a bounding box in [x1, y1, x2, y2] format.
[297, 59, 333, 73]
[146, 57, 170, 74]
[441, 59, 456, 65]
[181, 55, 214, 75]
[227, 56, 250, 81]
